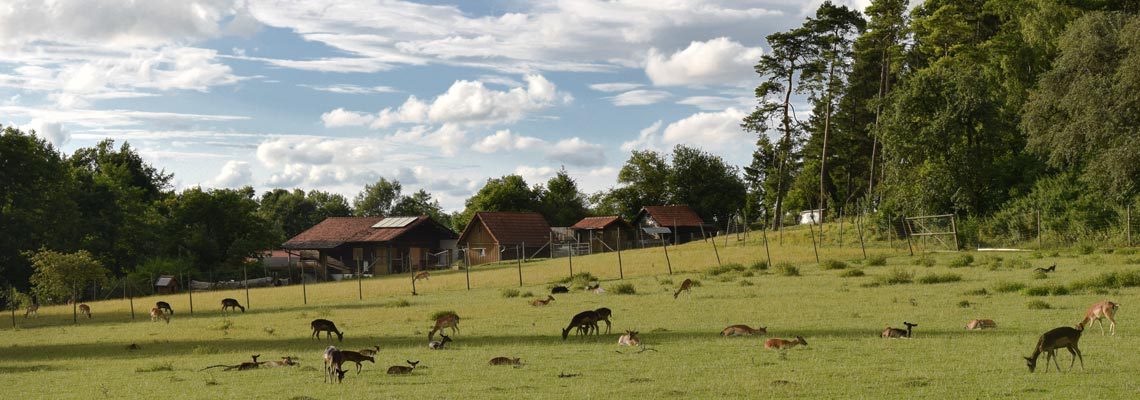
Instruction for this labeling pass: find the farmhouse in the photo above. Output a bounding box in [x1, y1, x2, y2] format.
[571, 216, 634, 253]
[282, 216, 458, 279]
[633, 205, 709, 245]
[457, 212, 551, 266]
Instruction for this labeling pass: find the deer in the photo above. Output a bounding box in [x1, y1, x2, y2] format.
[78, 304, 92, 319]
[489, 357, 522, 366]
[359, 345, 380, 357]
[618, 330, 641, 347]
[155, 301, 174, 315]
[338, 350, 375, 374]
[428, 334, 453, 350]
[1034, 264, 1057, 273]
[882, 322, 918, 338]
[413, 271, 431, 282]
[261, 356, 297, 368]
[323, 346, 348, 383]
[428, 313, 459, 341]
[765, 336, 807, 351]
[965, 319, 998, 330]
[1025, 322, 1085, 373]
[551, 286, 570, 294]
[594, 308, 613, 334]
[24, 303, 39, 318]
[386, 360, 420, 375]
[311, 319, 345, 342]
[674, 278, 693, 299]
[202, 355, 262, 371]
[531, 295, 555, 306]
[721, 324, 767, 337]
[562, 310, 600, 340]
[221, 298, 245, 313]
[150, 307, 170, 324]
[1080, 300, 1119, 336]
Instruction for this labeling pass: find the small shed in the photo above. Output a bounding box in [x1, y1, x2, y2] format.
[632, 205, 709, 245]
[457, 212, 552, 266]
[799, 209, 824, 225]
[571, 216, 634, 253]
[154, 275, 180, 294]
[283, 216, 458, 278]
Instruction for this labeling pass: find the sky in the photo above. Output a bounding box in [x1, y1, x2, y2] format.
[0, 0, 874, 211]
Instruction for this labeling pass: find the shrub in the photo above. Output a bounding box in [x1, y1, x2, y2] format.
[866, 254, 887, 266]
[135, 362, 174, 373]
[501, 288, 520, 298]
[775, 263, 800, 277]
[1077, 243, 1096, 255]
[739, 279, 754, 287]
[918, 273, 962, 284]
[1022, 286, 1051, 296]
[875, 267, 914, 285]
[521, 291, 534, 298]
[820, 259, 848, 270]
[958, 300, 971, 308]
[964, 288, 989, 296]
[1069, 270, 1140, 291]
[912, 257, 935, 267]
[556, 272, 599, 288]
[430, 310, 458, 321]
[1125, 258, 1140, 265]
[947, 254, 975, 268]
[750, 261, 769, 271]
[611, 283, 636, 295]
[839, 269, 865, 277]
[706, 263, 746, 276]
[1117, 248, 1137, 255]
[993, 281, 1027, 293]
[1027, 300, 1052, 310]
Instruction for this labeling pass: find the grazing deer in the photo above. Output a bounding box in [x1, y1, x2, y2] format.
[1080, 300, 1119, 336]
[1025, 322, 1085, 373]
[428, 334, 453, 350]
[221, 298, 245, 313]
[78, 304, 91, 319]
[618, 330, 641, 347]
[338, 350, 375, 374]
[155, 301, 174, 315]
[1034, 264, 1057, 273]
[413, 271, 431, 282]
[386, 360, 419, 375]
[428, 313, 459, 341]
[562, 310, 600, 340]
[721, 324, 767, 337]
[149, 307, 170, 323]
[24, 303, 39, 318]
[262, 356, 297, 368]
[965, 319, 998, 330]
[489, 357, 522, 366]
[359, 345, 380, 357]
[674, 278, 693, 299]
[323, 346, 347, 383]
[594, 307, 613, 334]
[882, 322, 918, 338]
[311, 319, 345, 342]
[765, 336, 807, 351]
[531, 295, 555, 306]
[552, 286, 570, 294]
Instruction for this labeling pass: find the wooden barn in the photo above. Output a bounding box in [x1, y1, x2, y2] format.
[571, 216, 634, 253]
[282, 216, 458, 279]
[154, 275, 180, 294]
[457, 212, 551, 266]
[633, 205, 710, 245]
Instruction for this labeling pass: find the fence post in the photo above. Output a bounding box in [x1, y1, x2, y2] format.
[517, 245, 523, 287]
[244, 263, 251, 309]
[762, 224, 772, 267]
[951, 214, 960, 251]
[857, 212, 868, 258]
[1036, 209, 1042, 248]
[185, 272, 193, 315]
[710, 232, 722, 266]
[808, 214, 820, 263]
[464, 248, 471, 291]
[616, 229, 624, 280]
[661, 236, 673, 275]
[126, 277, 134, 320]
[902, 216, 913, 256]
[568, 240, 574, 278]
[1127, 205, 1132, 246]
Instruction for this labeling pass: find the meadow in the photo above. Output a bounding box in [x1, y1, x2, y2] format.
[2, 225, 1138, 399]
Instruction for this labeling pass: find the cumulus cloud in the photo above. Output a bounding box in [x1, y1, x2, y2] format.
[211, 160, 253, 187]
[472, 130, 546, 153]
[621, 108, 752, 163]
[677, 95, 751, 111]
[321, 108, 376, 127]
[609, 90, 671, 106]
[547, 137, 606, 167]
[646, 37, 764, 86]
[515, 165, 559, 184]
[0, 0, 235, 48]
[23, 119, 69, 148]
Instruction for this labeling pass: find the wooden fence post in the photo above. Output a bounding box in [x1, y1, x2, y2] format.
[617, 230, 624, 280]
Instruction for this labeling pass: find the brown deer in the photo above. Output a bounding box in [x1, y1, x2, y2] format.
[221, 298, 245, 313]
[1025, 322, 1085, 373]
[721, 324, 767, 337]
[359, 345, 380, 357]
[489, 356, 522, 366]
[323, 346, 347, 383]
[531, 295, 555, 306]
[618, 330, 640, 347]
[262, 356, 297, 367]
[674, 278, 693, 299]
[765, 336, 807, 351]
[338, 350, 375, 374]
[24, 303, 39, 318]
[386, 360, 419, 375]
[881, 322, 917, 338]
[965, 319, 998, 330]
[155, 301, 174, 315]
[428, 313, 459, 341]
[1080, 300, 1119, 336]
[562, 310, 600, 340]
[78, 304, 92, 319]
[1034, 264, 1057, 273]
[413, 271, 431, 282]
[150, 307, 170, 323]
[311, 319, 345, 342]
[202, 354, 262, 371]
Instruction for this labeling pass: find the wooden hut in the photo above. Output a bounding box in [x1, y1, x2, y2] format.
[457, 212, 551, 266]
[571, 216, 634, 253]
[632, 205, 709, 245]
[154, 275, 180, 294]
[283, 216, 458, 279]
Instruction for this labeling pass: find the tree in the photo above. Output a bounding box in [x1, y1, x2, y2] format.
[453, 175, 541, 231]
[161, 186, 277, 279]
[259, 189, 350, 240]
[596, 150, 673, 219]
[391, 189, 451, 227]
[669, 146, 747, 225]
[28, 249, 109, 316]
[540, 169, 588, 226]
[353, 178, 403, 217]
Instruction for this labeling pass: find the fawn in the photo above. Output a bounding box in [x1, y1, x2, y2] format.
[594, 308, 613, 334]
[965, 319, 998, 330]
[414, 271, 431, 282]
[489, 357, 522, 366]
[1025, 322, 1085, 373]
[1080, 300, 1119, 336]
[221, 298, 245, 313]
[531, 295, 555, 306]
[721, 324, 767, 337]
[24, 303, 39, 318]
[150, 307, 170, 323]
[387, 360, 420, 375]
[311, 319, 345, 342]
[359, 345, 380, 357]
[674, 278, 693, 299]
[429, 334, 453, 350]
[1034, 264, 1057, 273]
[618, 330, 641, 347]
[882, 322, 918, 338]
[765, 336, 807, 351]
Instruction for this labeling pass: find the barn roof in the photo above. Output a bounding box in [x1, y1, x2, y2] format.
[282, 216, 457, 250]
[155, 275, 177, 287]
[571, 216, 627, 230]
[458, 212, 551, 246]
[635, 205, 706, 227]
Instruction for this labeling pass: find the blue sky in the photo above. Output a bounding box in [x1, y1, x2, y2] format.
[0, 0, 872, 210]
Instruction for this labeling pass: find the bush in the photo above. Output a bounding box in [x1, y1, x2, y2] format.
[875, 267, 914, 285]
[947, 254, 975, 268]
[739, 279, 754, 286]
[1069, 270, 1140, 292]
[1027, 300, 1052, 310]
[866, 254, 887, 266]
[750, 261, 769, 271]
[912, 257, 935, 267]
[430, 310, 458, 321]
[918, 273, 962, 284]
[706, 263, 746, 276]
[993, 281, 1027, 293]
[820, 259, 848, 270]
[1022, 286, 1051, 296]
[958, 300, 971, 308]
[501, 288, 520, 298]
[964, 288, 989, 296]
[839, 269, 865, 277]
[775, 263, 800, 277]
[611, 283, 636, 295]
[1117, 248, 1137, 255]
[555, 272, 599, 289]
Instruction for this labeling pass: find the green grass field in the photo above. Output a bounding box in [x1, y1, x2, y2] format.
[3, 226, 1138, 399]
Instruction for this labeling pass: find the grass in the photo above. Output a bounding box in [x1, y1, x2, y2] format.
[917, 273, 962, 284]
[947, 254, 974, 268]
[2, 224, 1139, 399]
[820, 259, 848, 270]
[839, 269, 865, 277]
[500, 288, 520, 298]
[874, 267, 914, 285]
[611, 283, 637, 295]
[775, 263, 800, 276]
[866, 254, 887, 266]
[1027, 300, 1053, 310]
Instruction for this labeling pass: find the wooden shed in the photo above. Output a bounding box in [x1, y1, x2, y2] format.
[633, 205, 710, 246]
[283, 216, 458, 279]
[457, 212, 551, 266]
[154, 275, 180, 294]
[571, 216, 634, 253]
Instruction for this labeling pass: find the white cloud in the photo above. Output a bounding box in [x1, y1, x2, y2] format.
[22, 119, 69, 148]
[609, 90, 671, 106]
[621, 108, 752, 163]
[0, 0, 235, 48]
[0, 105, 248, 129]
[299, 84, 399, 94]
[547, 137, 606, 167]
[212, 160, 253, 187]
[621, 120, 665, 152]
[646, 37, 764, 86]
[472, 130, 546, 153]
[589, 82, 643, 92]
[677, 95, 751, 111]
[321, 108, 375, 127]
[515, 165, 558, 184]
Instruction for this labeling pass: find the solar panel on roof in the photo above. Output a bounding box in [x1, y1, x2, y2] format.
[642, 227, 671, 234]
[372, 216, 418, 228]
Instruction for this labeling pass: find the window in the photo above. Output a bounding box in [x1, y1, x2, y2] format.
[474, 248, 487, 257]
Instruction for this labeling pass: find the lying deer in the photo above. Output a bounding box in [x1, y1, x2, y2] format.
[386, 360, 419, 375]
[202, 355, 261, 371]
[150, 307, 170, 324]
[618, 330, 641, 347]
[1025, 322, 1085, 373]
[1034, 264, 1057, 273]
[531, 295, 555, 307]
[674, 278, 693, 299]
[428, 313, 459, 341]
[155, 301, 174, 315]
[965, 319, 998, 330]
[765, 336, 807, 351]
[338, 350, 374, 374]
[429, 334, 453, 350]
[262, 356, 297, 368]
[323, 346, 347, 383]
[24, 304, 39, 318]
[882, 322, 918, 338]
[721, 324, 767, 337]
[413, 271, 431, 282]
[221, 298, 245, 313]
[78, 304, 92, 319]
[359, 345, 380, 357]
[1080, 300, 1119, 336]
[489, 357, 522, 366]
[562, 310, 600, 340]
[311, 319, 345, 342]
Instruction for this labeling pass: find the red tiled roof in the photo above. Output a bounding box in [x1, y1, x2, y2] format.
[458, 212, 551, 246]
[637, 205, 706, 227]
[283, 216, 455, 249]
[571, 216, 624, 230]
